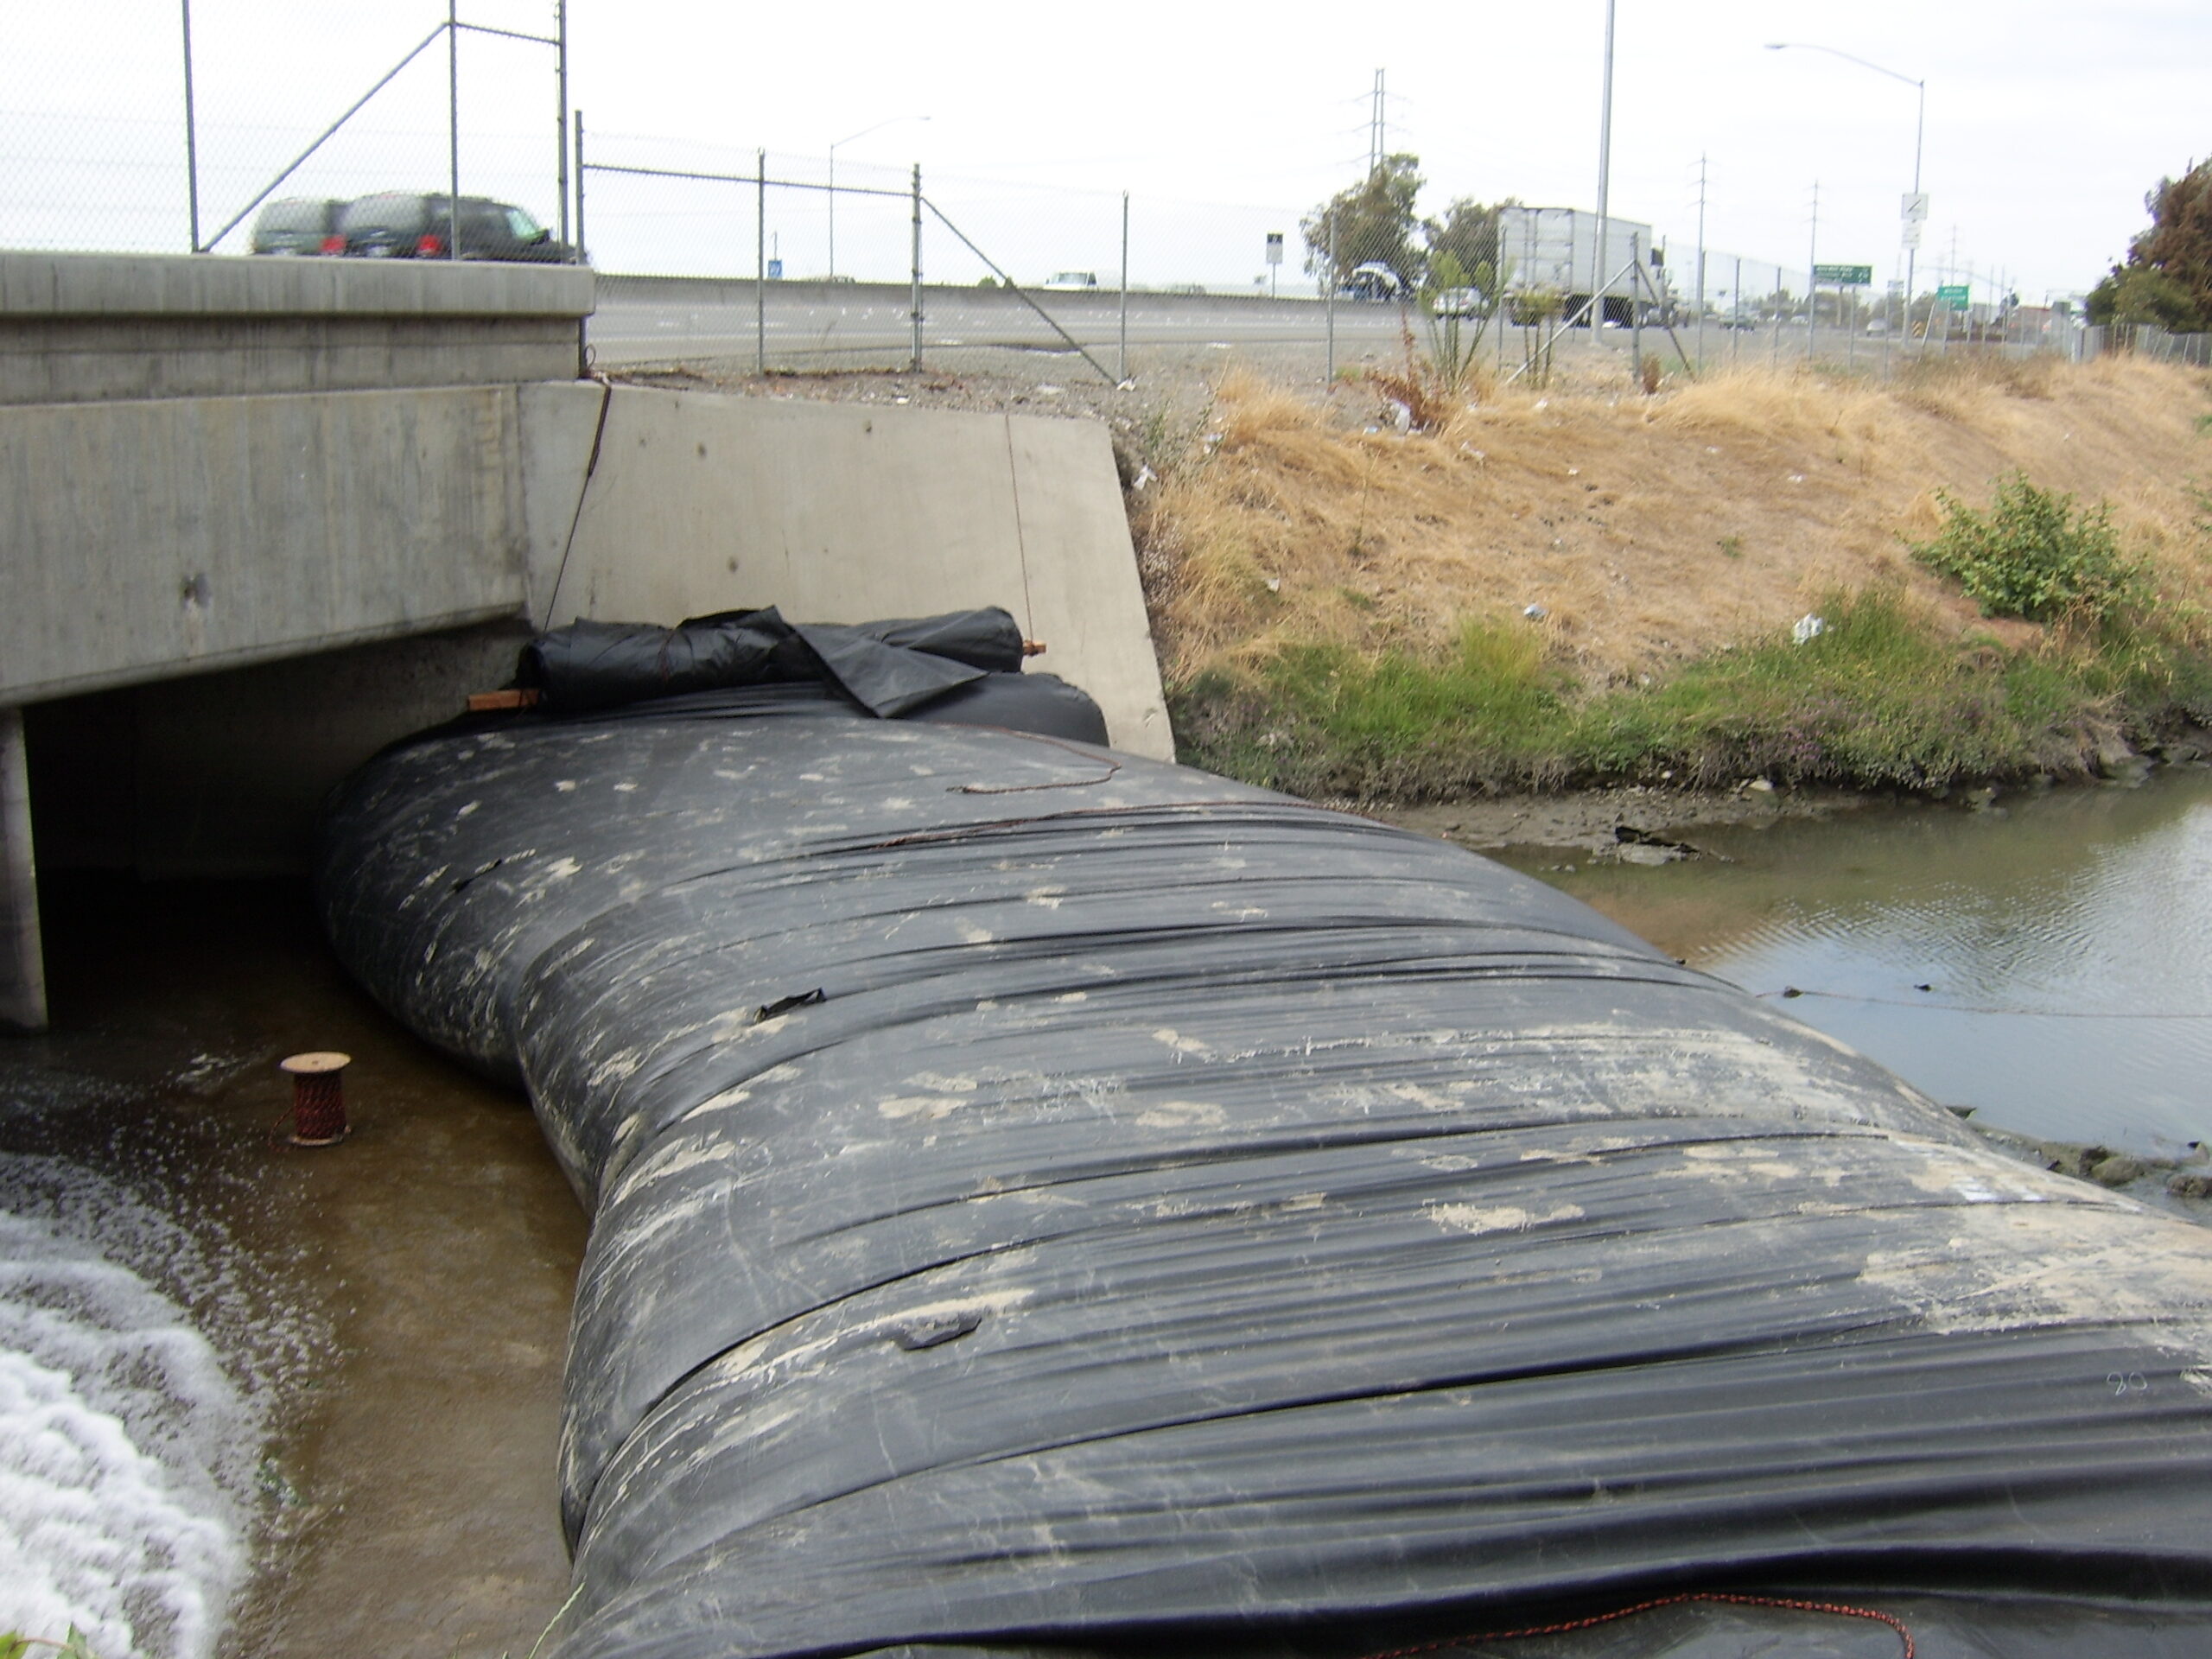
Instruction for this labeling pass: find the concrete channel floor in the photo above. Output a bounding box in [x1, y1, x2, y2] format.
[0, 876, 584, 1658]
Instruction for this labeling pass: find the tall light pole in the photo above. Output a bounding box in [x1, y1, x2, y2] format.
[1764, 42, 1925, 323]
[1594, 0, 1617, 327]
[829, 114, 929, 281]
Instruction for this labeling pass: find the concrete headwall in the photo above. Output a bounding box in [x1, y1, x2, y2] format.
[540, 388, 1172, 760]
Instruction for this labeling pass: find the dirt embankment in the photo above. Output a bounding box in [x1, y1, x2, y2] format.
[1136, 354, 2212, 689]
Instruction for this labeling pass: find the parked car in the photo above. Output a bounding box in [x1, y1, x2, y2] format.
[1431, 285, 1486, 319]
[249, 197, 346, 255]
[334, 193, 571, 262]
[1042, 270, 1099, 290]
[1338, 262, 1406, 302]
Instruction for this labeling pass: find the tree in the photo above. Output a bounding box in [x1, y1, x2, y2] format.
[1424, 197, 1513, 286]
[2087, 159, 2212, 330]
[2087, 264, 2203, 330]
[1300, 155, 1427, 289]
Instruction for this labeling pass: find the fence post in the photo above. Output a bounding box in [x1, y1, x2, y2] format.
[911, 164, 924, 373]
[447, 0, 461, 260]
[757, 149, 767, 376]
[573, 111, 587, 265]
[1325, 207, 1336, 384]
[555, 0, 569, 249]
[181, 0, 201, 251]
[1119, 191, 1129, 385]
[1630, 232, 1643, 382]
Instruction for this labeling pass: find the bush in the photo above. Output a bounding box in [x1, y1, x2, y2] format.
[1910, 472, 2144, 623]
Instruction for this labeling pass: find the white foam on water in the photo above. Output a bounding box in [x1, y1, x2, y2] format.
[0, 1154, 291, 1659]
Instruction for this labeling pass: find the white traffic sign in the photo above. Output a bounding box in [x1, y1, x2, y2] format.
[1902, 192, 1929, 223]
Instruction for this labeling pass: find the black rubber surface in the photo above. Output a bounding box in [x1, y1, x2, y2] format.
[316, 680, 2212, 1659]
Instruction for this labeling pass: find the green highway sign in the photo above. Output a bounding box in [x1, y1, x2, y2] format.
[1813, 264, 1873, 286]
[1936, 283, 1971, 306]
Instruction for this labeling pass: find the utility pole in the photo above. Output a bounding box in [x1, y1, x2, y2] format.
[1594, 0, 1616, 328]
[1369, 69, 1385, 174]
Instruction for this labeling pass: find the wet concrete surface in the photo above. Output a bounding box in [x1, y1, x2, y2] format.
[0, 876, 584, 1658]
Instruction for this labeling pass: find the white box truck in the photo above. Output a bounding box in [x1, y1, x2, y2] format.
[1497, 206, 1658, 325]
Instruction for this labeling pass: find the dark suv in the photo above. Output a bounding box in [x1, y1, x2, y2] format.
[334, 193, 572, 262]
[249, 197, 346, 255]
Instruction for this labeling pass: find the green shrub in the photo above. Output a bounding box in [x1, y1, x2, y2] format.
[1910, 471, 2144, 623]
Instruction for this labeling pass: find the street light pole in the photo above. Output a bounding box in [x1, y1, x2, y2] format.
[829, 114, 929, 281]
[1765, 42, 1924, 327]
[1594, 0, 1617, 329]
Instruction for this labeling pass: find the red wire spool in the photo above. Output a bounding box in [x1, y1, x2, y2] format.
[279, 1052, 352, 1146]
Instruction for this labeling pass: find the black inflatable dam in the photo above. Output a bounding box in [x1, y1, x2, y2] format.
[315, 612, 2212, 1658]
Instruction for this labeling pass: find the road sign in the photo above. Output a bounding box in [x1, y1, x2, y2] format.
[1899, 220, 1923, 251]
[1901, 192, 1929, 223]
[1265, 232, 1284, 266]
[1814, 264, 1873, 286]
[1936, 283, 1970, 307]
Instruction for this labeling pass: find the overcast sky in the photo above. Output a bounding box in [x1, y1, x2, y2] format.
[5, 0, 2203, 300]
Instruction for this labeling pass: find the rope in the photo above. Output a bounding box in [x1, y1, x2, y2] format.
[1357, 1592, 1913, 1658]
[950, 728, 1125, 795]
[287, 1073, 347, 1146]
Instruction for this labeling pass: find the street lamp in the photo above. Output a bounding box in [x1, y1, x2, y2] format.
[1765, 42, 1925, 327]
[828, 114, 929, 281]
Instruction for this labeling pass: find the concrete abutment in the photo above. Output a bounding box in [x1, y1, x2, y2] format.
[2, 251, 1167, 1000]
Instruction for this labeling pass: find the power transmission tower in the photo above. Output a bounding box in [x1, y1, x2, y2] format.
[1369, 69, 1385, 175]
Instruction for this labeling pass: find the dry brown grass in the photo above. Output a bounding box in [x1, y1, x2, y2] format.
[1138, 355, 2212, 687]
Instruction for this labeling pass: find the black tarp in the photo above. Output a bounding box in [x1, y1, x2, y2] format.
[517, 607, 1031, 717]
[315, 644, 2212, 1659]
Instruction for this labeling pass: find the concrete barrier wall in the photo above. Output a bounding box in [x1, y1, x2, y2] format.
[0, 250, 592, 404]
[543, 388, 1172, 760]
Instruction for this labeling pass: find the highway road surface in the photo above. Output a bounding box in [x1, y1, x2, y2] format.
[582, 275, 1830, 385]
[587, 277, 1421, 378]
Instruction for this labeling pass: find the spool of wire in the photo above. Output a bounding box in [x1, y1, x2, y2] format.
[278, 1052, 352, 1146]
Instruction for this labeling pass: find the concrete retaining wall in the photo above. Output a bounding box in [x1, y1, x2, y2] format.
[544, 388, 1171, 759]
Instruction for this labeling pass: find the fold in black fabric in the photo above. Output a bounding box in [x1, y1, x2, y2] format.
[518, 606, 1027, 716]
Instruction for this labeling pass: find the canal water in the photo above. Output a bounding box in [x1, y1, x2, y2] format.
[1492, 766, 2212, 1160]
[0, 880, 582, 1658]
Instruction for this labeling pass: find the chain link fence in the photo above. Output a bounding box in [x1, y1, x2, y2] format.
[2, 2, 570, 258]
[3, 6, 2126, 391]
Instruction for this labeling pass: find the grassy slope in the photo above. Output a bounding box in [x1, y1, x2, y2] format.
[1136, 355, 2212, 799]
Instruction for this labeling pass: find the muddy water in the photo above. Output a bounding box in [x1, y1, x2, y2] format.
[1491, 766, 2212, 1158]
[0, 879, 584, 1658]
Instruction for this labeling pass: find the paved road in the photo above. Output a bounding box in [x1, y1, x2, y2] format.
[581, 275, 1882, 386]
[585, 279, 1418, 376]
